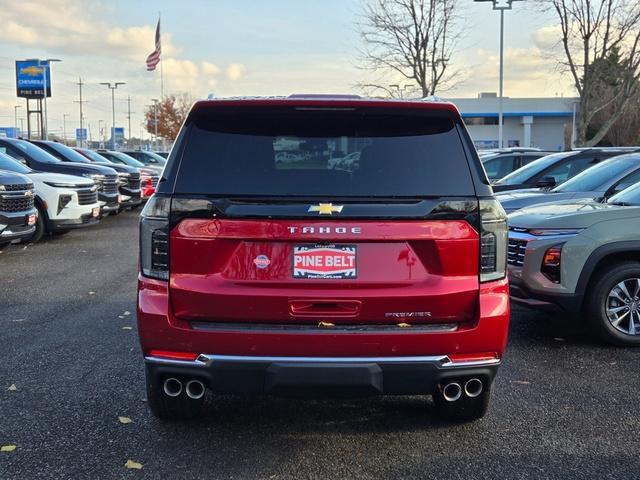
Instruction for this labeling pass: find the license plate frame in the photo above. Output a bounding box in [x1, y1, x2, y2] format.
[292, 244, 357, 279]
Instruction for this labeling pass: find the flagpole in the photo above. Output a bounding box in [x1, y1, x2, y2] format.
[159, 11, 164, 99]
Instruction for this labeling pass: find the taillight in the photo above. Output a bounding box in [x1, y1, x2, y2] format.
[140, 195, 170, 280]
[479, 199, 508, 282]
[541, 245, 562, 283]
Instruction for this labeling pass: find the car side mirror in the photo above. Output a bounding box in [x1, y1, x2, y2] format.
[536, 176, 556, 188]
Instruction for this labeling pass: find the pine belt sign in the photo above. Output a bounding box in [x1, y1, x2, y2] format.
[15, 60, 51, 99]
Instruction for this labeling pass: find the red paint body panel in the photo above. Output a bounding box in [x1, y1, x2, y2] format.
[137, 276, 509, 358]
[169, 219, 480, 325]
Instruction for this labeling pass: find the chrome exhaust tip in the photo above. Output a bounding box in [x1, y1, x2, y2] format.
[185, 379, 205, 400]
[464, 378, 483, 398]
[163, 377, 183, 397]
[442, 382, 462, 402]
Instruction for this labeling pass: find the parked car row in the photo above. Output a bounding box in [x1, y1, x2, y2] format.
[482, 147, 640, 346]
[0, 138, 165, 245]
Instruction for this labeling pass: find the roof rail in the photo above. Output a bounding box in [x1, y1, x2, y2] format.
[287, 94, 362, 99]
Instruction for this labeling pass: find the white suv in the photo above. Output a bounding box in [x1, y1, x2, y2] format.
[0, 152, 101, 242]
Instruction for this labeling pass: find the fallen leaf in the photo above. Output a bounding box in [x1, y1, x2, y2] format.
[125, 459, 143, 469]
[118, 316, 124, 319]
[609, 361, 617, 365]
[22, 246, 27, 250]
[88, 291, 96, 295]
[512, 380, 531, 385]
[318, 321, 335, 328]
[123, 311, 131, 316]
[1, 445, 16, 452]
[118, 416, 133, 424]
[122, 326, 133, 331]
[553, 337, 566, 342]
[397, 322, 411, 328]
[8, 384, 17, 391]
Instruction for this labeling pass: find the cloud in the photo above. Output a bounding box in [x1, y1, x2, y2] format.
[226, 64, 245, 81]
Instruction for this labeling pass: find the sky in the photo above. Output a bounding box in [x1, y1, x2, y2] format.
[0, 0, 574, 141]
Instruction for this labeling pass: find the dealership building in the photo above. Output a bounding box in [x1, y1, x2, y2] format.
[447, 93, 579, 151]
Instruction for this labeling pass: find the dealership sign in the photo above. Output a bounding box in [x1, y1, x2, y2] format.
[15, 60, 51, 99]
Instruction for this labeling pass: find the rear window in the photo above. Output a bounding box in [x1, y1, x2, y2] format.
[174, 107, 475, 197]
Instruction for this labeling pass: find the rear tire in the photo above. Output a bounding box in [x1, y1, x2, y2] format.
[586, 262, 640, 347]
[146, 372, 205, 420]
[433, 381, 492, 422]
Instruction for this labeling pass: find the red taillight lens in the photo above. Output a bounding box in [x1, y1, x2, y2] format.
[541, 245, 562, 283]
[147, 350, 198, 361]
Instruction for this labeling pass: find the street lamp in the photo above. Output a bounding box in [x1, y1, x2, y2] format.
[62, 114, 69, 144]
[14, 105, 22, 137]
[474, 0, 522, 149]
[37, 58, 61, 141]
[100, 82, 126, 150]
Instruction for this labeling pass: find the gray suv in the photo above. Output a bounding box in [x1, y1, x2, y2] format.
[507, 182, 640, 346]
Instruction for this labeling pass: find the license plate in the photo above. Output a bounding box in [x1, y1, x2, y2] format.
[27, 214, 37, 226]
[293, 244, 357, 279]
[92, 207, 100, 218]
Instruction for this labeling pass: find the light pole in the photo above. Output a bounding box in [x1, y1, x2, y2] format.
[474, 0, 521, 149]
[100, 82, 126, 150]
[37, 58, 61, 140]
[62, 114, 69, 144]
[14, 105, 22, 137]
[98, 120, 104, 144]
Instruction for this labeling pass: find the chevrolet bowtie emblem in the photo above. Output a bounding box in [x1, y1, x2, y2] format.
[308, 203, 344, 215]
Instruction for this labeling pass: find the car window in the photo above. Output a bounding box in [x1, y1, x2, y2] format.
[554, 155, 640, 193]
[483, 156, 515, 180]
[543, 155, 598, 186]
[175, 107, 476, 197]
[2, 140, 60, 164]
[609, 181, 640, 205]
[41, 142, 92, 163]
[494, 152, 574, 185]
[521, 154, 543, 166]
[610, 168, 640, 194]
[0, 152, 32, 173]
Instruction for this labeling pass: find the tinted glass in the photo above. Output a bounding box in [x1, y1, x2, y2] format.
[495, 152, 574, 185]
[1, 139, 60, 164]
[0, 152, 32, 174]
[175, 107, 474, 197]
[609, 181, 640, 205]
[611, 169, 640, 194]
[554, 156, 640, 193]
[40, 142, 92, 163]
[106, 151, 146, 167]
[483, 155, 515, 180]
[77, 149, 110, 163]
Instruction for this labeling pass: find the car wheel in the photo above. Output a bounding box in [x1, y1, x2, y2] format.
[145, 370, 204, 420]
[27, 205, 46, 243]
[433, 379, 492, 422]
[586, 262, 640, 346]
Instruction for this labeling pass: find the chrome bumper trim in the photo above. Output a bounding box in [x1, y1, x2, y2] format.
[144, 354, 501, 369]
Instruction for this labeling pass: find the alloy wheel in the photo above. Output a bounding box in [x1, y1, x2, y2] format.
[605, 278, 640, 335]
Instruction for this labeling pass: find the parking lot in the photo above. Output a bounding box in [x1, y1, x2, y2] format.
[0, 209, 638, 479]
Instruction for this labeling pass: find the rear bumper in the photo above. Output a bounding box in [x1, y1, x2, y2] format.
[137, 276, 510, 394]
[145, 353, 500, 395]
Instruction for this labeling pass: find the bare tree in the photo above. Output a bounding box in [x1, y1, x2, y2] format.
[357, 0, 462, 98]
[543, 0, 640, 146]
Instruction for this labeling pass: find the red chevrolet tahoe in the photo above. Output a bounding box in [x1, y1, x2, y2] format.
[137, 95, 509, 421]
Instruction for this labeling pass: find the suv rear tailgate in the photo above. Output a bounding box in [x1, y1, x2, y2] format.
[169, 218, 479, 325]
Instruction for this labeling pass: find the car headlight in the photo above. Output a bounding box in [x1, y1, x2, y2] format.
[528, 228, 583, 236]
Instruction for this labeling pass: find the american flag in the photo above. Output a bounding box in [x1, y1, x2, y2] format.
[146, 19, 161, 71]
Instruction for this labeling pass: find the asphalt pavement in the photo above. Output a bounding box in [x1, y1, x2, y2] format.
[1, 209, 639, 479]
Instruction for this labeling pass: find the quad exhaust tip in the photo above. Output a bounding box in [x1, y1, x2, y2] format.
[442, 382, 462, 402]
[464, 378, 483, 398]
[163, 377, 183, 397]
[185, 379, 206, 400]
